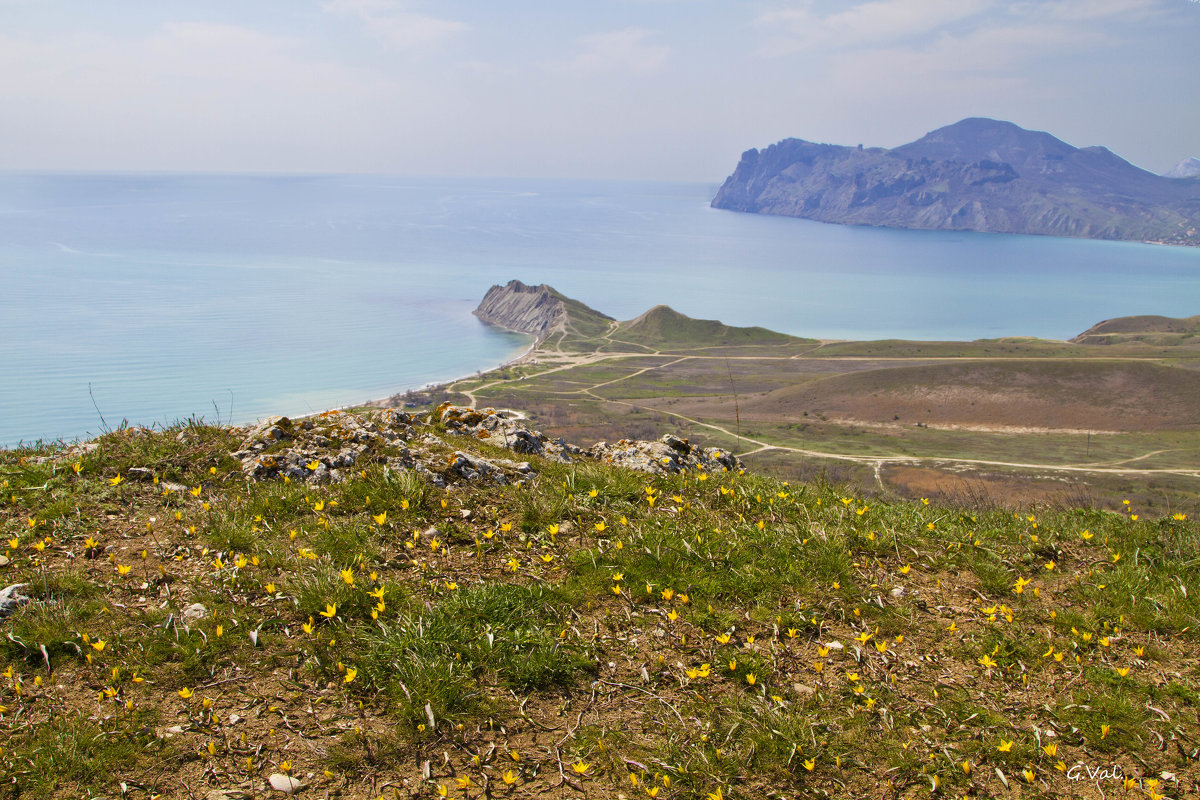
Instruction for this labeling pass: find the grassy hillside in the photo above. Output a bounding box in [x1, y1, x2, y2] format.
[1, 410, 1198, 799]
[614, 306, 807, 350]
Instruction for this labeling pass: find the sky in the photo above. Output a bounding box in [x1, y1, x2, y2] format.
[1, 0, 1197, 181]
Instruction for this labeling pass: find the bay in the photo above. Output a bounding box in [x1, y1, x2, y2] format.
[2, 173, 1198, 448]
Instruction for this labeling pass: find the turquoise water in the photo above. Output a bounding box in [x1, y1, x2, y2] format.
[2, 173, 1198, 447]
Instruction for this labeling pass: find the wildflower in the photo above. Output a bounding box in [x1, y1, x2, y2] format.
[1042, 742, 1056, 757]
[179, 688, 194, 699]
[502, 770, 517, 785]
[572, 761, 590, 776]
[1115, 666, 1130, 677]
[320, 603, 337, 618]
[746, 673, 756, 685]
[372, 512, 387, 525]
[1014, 577, 1032, 594]
[997, 739, 1014, 752]
[899, 564, 911, 575]
[109, 475, 124, 486]
[595, 521, 607, 532]
[715, 632, 731, 645]
[116, 564, 132, 576]
[343, 668, 357, 684]
[803, 758, 815, 771]
[1023, 767, 1035, 782]
[340, 568, 355, 586]
[1100, 724, 1110, 739]
[265, 582, 277, 594]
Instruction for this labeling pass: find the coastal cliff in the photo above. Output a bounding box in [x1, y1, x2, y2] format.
[712, 118, 1200, 246]
[473, 279, 614, 345]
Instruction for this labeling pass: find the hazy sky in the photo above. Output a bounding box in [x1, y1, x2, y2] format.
[1, 0, 1197, 181]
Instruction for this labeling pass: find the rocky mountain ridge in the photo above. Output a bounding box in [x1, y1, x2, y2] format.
[712, 118, 1200, 246]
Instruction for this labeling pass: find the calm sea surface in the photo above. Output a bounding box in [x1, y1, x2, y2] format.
[2, 173, 1198, 447]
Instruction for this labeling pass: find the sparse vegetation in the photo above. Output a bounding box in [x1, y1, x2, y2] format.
[1, 413, 1198, 799]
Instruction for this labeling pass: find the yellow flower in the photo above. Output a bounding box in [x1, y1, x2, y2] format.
[178, 687, 194, 699]
[978, 654, 998, 670]
[340, 568, 355, 586]
[1100, 724, 1110, 739]
[715, 632, 731, 645]
[1042, 742, 1057, 757]
[372, 512, 387, 525]
[1022, 767, 1035, 782]
[745, 673, 756, 685]
[320, 603, 337, 618]
[343, 668, 357, 683]
[502, 770, 517, 786]
[997, 739, 1013, 752]
[91, 640, 106, 652]
[803, 758, 815, 771]
[595, 521, 607, 532]
[899, 564, 911, 575]
[116, 564, 132, 576]
[1115, 666, 1130, 677]
[109, 475, 124, 486]
[572, 761, 590, 775]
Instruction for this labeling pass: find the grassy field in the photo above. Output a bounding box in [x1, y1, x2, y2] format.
[417, 303, 1200, 515]
[1, 412, 1198, 799]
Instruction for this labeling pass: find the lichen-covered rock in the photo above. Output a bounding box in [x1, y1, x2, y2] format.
[438, 403, 580, 462]
[586, 435, 742, 475]
[234, 409, 417, 484]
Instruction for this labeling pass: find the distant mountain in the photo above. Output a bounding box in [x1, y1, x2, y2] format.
[712, 118, 1200, 246]
[1165, 157, 1200, 179]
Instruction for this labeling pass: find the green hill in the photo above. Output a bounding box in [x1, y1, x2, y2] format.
[615, 304, 806, 349]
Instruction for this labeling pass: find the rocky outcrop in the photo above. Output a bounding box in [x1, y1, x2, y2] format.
[439, 403, 742, 475]
[713, 118, 1200, 246]
[230, 404, 742, 489]
[474, 279, 614, 342]
[473, 280, 569, 339]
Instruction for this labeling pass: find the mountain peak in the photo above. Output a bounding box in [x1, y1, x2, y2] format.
[894, 118, 1076, 171]
[1164, 157, 1200, 178]
[712, 118, 1200, 246]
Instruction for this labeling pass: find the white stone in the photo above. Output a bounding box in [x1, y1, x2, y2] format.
[268, 774, 301, 794]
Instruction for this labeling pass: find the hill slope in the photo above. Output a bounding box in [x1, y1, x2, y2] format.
[615, 304, 802, 348]
[1, 405, 1197, 799]
[712, 118, 1200, 246]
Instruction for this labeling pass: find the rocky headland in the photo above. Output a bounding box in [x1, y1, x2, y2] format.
[712, 117, 1200, 246]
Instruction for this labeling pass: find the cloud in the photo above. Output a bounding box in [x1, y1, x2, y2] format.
[759, 0, 998, 54]
[572, 28, 669, 73]
[322, 0, 466, 50]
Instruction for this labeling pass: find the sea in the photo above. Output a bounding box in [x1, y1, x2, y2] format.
[2, 173, 1199, 448]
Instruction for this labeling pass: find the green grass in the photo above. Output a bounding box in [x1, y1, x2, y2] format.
[1, 413, 1198, 799]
